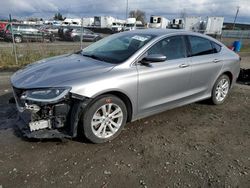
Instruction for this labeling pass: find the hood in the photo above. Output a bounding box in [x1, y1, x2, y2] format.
[11, 53, 115, 89]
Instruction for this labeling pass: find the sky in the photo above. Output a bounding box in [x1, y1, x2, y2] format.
[0, 0, 250, 23]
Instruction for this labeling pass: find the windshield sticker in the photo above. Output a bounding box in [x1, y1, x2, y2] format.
[132, 35, 149, 42]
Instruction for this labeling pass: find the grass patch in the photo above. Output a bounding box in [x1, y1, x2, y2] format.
[0, 40, 249, 70]
[241, 45, 250, 53]
[0, 42, 87, 69]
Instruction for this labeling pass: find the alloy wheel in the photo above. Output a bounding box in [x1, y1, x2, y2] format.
[91, 103, 123, 139]
[215, 78, 229, 102]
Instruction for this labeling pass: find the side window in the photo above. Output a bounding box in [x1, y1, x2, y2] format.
[211, 42, 221, 53]
[7, 24, 17, 31]
[189, 36, 214, 56]
[148, 36, 186, 60]
[84, 29, 93, 34]
[19, 25, 27, 31]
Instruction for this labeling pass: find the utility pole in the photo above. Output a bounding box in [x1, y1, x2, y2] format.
[126, 0, 128, 19]
[232, 6, 240, 30]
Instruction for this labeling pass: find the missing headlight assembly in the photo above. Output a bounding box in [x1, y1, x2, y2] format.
[12, 87, 90, 139]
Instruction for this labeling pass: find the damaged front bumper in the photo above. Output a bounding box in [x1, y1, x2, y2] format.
[12, 87, 90, 139]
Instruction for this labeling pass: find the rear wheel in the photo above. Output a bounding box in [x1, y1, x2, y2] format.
[211, 74, 230, 105]
[94, 36, 101, 42]
[50, 35, 55, 42]
[82, 95, 127, 143]
[14, 35, 22, 43]
[73, 36, 80, 42]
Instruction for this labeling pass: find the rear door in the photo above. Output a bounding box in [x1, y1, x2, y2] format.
[30, 26, 43, 41]
[83, 29, 95, 41]
[137, 35, 192, 115]
[19, 25, 38, 41]
[187, 35, 223, 96]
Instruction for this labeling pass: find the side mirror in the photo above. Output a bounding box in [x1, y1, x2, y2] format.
[142, 54, 167, 63]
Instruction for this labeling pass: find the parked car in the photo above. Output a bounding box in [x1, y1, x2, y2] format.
[64, 28, 102, 42]
[11, 29, 240, 143]
[4, 24, 55, 43]
[0, 21, 8, 39]
[39, 25, 59, 37]
[0, 28, 5, 39]
[58, 26, 80, 40]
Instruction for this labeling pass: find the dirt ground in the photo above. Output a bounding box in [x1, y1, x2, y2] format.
[0, 55, 250, 188]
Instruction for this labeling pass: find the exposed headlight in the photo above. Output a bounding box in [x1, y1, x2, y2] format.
[21, 87, 71, 102]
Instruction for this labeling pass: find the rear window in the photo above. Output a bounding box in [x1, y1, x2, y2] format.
[212, 42, 222, 53]
[189, 36, 214, 56]
[6, 24, 18, 30]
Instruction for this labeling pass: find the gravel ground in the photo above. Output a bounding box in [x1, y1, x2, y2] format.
[0, 54, 249, 188]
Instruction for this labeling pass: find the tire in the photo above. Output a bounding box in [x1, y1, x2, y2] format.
[50, 36, 55, 42]
[211, 74, 230, 105]
[14, 35, 22, 43]
[73, 36, 80, 42]
[81, 95, 127, 143]
[94, 36, 101, 42]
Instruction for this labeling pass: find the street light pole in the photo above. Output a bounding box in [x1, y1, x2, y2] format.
[232, 6, 240, 30]
[126, 0, 128, 19]
[80, 18, 83, 50]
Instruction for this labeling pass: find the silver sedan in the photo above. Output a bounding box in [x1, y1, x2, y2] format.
[11, 29, 240, 143]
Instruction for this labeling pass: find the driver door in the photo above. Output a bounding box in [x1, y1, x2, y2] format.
[137, 35, 192, 116]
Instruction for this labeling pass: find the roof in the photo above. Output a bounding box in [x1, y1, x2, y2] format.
[120, 28, 224, 46]
[124, 28, 197, 36]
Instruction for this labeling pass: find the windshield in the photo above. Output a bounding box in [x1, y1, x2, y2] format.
[125, 24, 134, 27]
[81, 33, 156, 64]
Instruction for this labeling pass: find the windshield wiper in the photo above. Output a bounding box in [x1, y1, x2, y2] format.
[81, 53, 105, 62]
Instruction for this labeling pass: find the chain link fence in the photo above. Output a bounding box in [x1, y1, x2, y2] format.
[0, 40, 92, 69]
[222, 30, 250, 39]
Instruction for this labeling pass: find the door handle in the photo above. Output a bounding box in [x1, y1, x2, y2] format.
[179, 64, 190, 68]
[213, 59, 221, 63]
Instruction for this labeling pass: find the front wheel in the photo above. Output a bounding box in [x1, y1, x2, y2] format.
[82, 95, 127, 143]
[50, 35, 55, 42]
[211, 74, 230, 105]
[14, 35, 22, 43]
[73, 36, 80, 42]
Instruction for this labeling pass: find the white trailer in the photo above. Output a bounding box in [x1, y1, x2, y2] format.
[61, 18, 81, 26]
[149, 16, 170, 29]
[93, 16, 115, 28]
[204, 17, 224, 35]
[183, 16, 201, 32]
[82, 17, 94, 27]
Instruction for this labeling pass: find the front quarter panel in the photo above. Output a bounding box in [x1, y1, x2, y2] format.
[62, 66, 138, 116]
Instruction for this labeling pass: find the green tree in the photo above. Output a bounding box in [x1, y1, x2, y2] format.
[54, 13, 64, 21]
[27, 17, 39, 21]
[129, 9, 146, 24]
